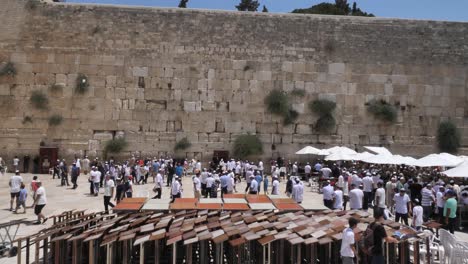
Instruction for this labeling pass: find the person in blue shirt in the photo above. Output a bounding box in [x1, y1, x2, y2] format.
[17, 183, 27, 214]
[220, 173, 230, 197]
[255, 171, 263, 193]
[175, 163, 183, 178]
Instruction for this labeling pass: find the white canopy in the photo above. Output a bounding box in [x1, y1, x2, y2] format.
[326, 146, 357, 155]
[411, 153, 463, 167]
[353, 152, 376, 161]
[362, 154, 400, 165]
[295, 146, 322, 155]
[442, 161, 468, 178]
[325, 151, 375, 161]
[391, 155, 417, 165]
[364, 146, 392, 156]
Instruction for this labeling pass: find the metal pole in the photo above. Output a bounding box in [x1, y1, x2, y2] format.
[173, 243, 177, 264]
[139, 243, 144, 264]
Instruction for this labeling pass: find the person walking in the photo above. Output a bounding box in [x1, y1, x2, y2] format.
[171, 177, 182, 202]
[16, 184, 27, 214]
[71, 163, 79, 189]
[205, 174, 215, 198]
[322, 181, 334, 209]
[394, 188, 411, 226]
[436, 186, 446, 222]
[263, 175, 269, 194]
[292, 178, 304, 204]
[385, 177, 397, 213]
[362, 173, 373, 210]
[30, 176, 39, 207]
[9, 171, 23, 212]
[349, 184, 364, 210]
[271, 176, 279, 195]
[443, 190, 458, 234]
[103, 174, 115, 214]
[193, 173, 201, 199]
[412, 199, 423, 231]
[340, 217, 358, 264]
[333, 185, 344, 210]
[33, 181, 48, 225]
[249, 176, 259, 195]
[374, 181, 386, 218]
[153, 170, 163, 199]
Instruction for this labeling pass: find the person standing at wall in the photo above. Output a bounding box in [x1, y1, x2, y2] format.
[322, 181, 334, 209]
[292, 178, 304, 203]
[12, 156, 19, 172]
[153, 169, 163, 199]
[271, 176, 280, 195]
[71, 163, 79, 189]
[193, 173, 201, 199]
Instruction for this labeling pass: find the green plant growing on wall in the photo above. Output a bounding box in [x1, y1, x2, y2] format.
[48, 114, 63, 126]
[437, 120, 461, 153]
[174, 137, 191, 151]
[283, 109, 299, 125]
[104, 138, 128, 155]
[0, 62, 17, 77]
[233, 134, 263, 158]
[75, 74, 89, 94]
[265, 89, 289, 115]
[309, 99, 337, 133]
[22, 116, 33, 124]
[290, 89, 306, 97]
[25, 0, 40, 11]
[367, 99, 397, 123]
[30, 90, 49, 110]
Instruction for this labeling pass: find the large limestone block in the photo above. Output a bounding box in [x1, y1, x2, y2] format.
[183, 101, 201, 112]
[256, 123, 278, 134]
[328, 63, 345, 74]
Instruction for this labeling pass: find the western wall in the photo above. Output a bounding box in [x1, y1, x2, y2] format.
[1, 0, 468, 162]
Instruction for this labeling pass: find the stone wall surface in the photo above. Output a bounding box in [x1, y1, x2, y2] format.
[1, 0, 468, 161]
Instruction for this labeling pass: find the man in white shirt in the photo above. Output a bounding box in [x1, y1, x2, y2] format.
[362, 173, 374, 211]
[340, 217, 358, 264]
[349, 184, 364, 210]
[193, 174, 201, 199]
[436, 186, 446, 221]
[394, 188, 411, 225]
[92, 167, 101, 196]
[412, 199, 423, 231]
[9, 171, 23, 212]
[271, 176, 280, 195]
[171, 177, 181, 202]
[13, 156, 19, 171]
[258, 160, 264, 176]
[205, 174, 215, 198]
[200, 169, 208, 197]
[292, 178, 304, 203]
[374, 181, 386, 218]
[322, 181, 334, 209]
[333, 185, 344, 210]
[153, 170, 164, 199]
[81, 156, 90, 175]
[304, 163, 312, 186]
[249, 176, 259, 195]
[34, 181, 47, 224]
[320, 166, 332, 179]
[103, 174, 115, 213]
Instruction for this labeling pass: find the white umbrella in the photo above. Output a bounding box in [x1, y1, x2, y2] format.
[391, 155, 417, 165]
[364, 146, 392, 156]
[442, 161, 468, 177]
[411, 153, 463, 167]
[295, 146, 322, 155]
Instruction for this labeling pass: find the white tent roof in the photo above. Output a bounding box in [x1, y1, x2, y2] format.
[411, 153, 463, 167]
[442, 161, 468, 178]
[353, 152, 376, 161]
[325, 151, 375, 161]
[364, 146, 392, 156]
[392, 155, 417, 165]
[295, 146, 322, 155]
[362, 154, 400, 165]
[326, 146, 357, 155]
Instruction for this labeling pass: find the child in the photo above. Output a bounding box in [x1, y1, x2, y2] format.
[17, 183, 27, 213]
[30, 176, 39, 207]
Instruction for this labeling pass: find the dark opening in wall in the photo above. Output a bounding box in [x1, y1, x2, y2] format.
[138, 77, 145, 88]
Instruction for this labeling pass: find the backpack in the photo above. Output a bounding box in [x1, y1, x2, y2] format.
[359, 222, 377, 256]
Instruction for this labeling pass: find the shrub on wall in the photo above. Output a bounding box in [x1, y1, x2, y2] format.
[309, 99, 336, 133]
[367, 99, 397, 123]
[48, 114, 63, 126]
[437, 120, 461, 153]
[233, 134, 263, 158]
[0, 62, 17, 77]
[290, 89, 306, 97]
[283, 109, 299, 125]
[75, 74, 89, 94]
[104, 138, 128, 154]
[265, 89, 289, 116]
[30, 90, 49, 110]
[174, 137, 191, 151]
